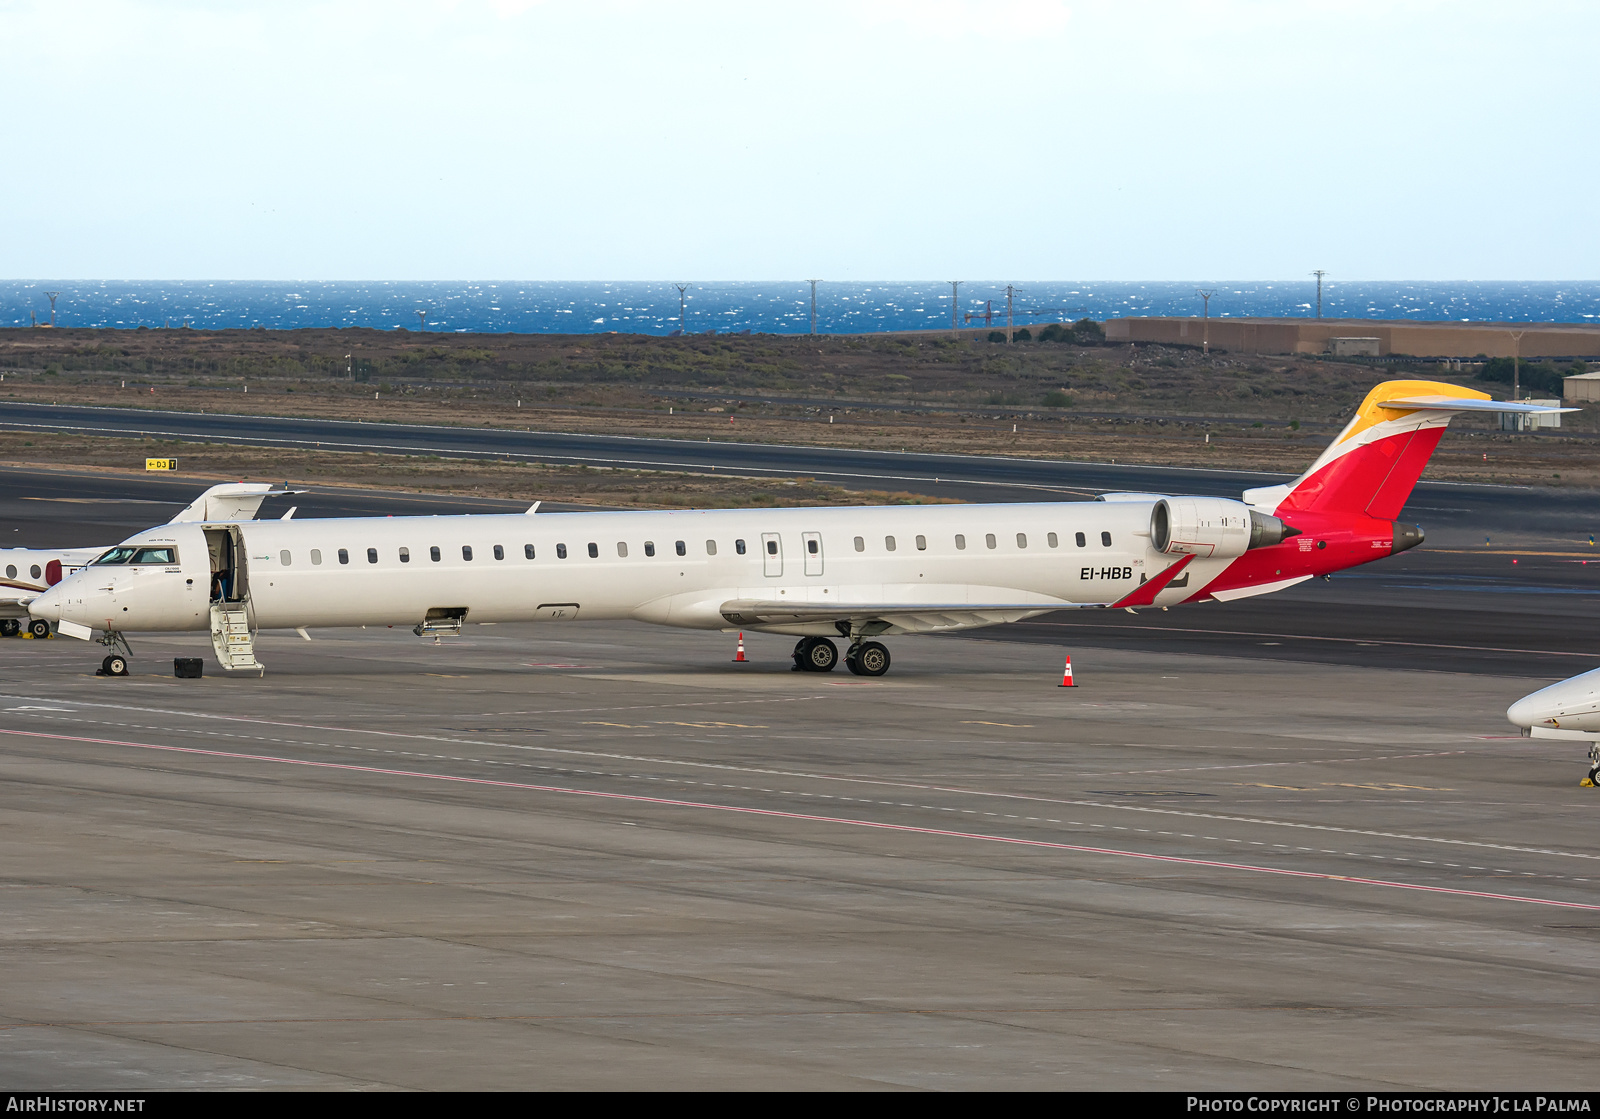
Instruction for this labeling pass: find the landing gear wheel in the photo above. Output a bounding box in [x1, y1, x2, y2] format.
[845, 641, 890, 677]
[792, 637, 839, 672]
[27, 619, 51, 639]
[798, 637, 838, 672]
[0, 619, 18, 637]
[101, 654, 129, 677]
[1588, 764, 1600, 788]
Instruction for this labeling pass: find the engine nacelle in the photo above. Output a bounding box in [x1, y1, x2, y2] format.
[1151, 497, 1298, 558]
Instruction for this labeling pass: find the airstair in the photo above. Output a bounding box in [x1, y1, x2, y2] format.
[210, 602, 263, 674]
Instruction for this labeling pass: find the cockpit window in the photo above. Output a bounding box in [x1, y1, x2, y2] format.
[92, 546, 178, 565]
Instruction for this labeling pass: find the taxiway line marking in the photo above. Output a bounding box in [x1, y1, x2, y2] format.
[2, 697, 1592, 863]
[1025, 621, 1600, 659]
[5, 726, 1596, 913]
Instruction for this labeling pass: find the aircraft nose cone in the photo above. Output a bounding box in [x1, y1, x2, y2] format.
[1507, 691, 1557, 729]
[27, 586, 62, 624]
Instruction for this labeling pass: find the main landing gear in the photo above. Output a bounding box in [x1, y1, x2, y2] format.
[1585, 745, 1600, 788]
[791, 636, 891, 677]
[1, 619, 51, 639]
[845, 641, 890, 677]
[792, 637, 838, 673]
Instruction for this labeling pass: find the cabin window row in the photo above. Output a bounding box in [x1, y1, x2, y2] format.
[278, 538, 753, 566]
[274, 530, 1117, 568]
[850, 531, 1112, 552]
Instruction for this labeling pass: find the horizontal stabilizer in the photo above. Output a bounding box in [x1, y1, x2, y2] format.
[1377, 397, 1576, 414]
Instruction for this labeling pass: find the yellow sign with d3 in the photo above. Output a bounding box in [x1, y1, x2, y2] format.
[145, 458, 177, 471]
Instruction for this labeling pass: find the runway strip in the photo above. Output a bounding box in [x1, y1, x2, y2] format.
[8, 725, 1596, 914]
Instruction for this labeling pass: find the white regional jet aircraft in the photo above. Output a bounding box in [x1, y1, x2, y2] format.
[1507, 670, 1600, 786]
[1, 483, 284, 640]
[26, 380, 1566, 678]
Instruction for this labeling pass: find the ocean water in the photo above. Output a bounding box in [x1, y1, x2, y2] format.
[5, 280, 1600, 335]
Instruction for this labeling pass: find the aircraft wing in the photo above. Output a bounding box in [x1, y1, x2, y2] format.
[718, 596, 1090, 634]
[167, 482, 301, 524]
[0, 589, 39, 619]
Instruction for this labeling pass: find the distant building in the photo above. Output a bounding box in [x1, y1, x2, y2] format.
[1104, 317, 1600, 359]
[1563, 371, 1600, 402]
[1501, 400, 1563, 431]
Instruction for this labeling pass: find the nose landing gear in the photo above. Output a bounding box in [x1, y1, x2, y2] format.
[1585, 745, 1600, 788]
[93, 630, 134, 678]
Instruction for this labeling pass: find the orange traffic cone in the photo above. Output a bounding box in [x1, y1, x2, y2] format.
[733, 633, 747, 662]
[1058, 656, 1076, 687]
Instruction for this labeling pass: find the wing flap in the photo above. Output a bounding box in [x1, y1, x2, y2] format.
[719, 597, 1087, 630]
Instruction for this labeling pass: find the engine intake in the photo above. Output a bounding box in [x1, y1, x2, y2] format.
[1151, 497, 1300, 558]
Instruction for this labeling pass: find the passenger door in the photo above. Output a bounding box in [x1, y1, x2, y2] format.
[802, 532, 823, 577]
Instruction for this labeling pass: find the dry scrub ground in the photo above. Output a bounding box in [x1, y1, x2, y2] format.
[2, 326, 1598, 494]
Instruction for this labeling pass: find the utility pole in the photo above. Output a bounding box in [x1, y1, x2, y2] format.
[1311, 270, 1327, 319]
[1005, 285, 1015, 343]
[807, 280, 820, 335]
[44, 291, 60, 327]
[416, 310, 427, 332]
[1196, 288, 1215, 355]
[948, 280, 962, 338]
[1509, 329, 1526, 404]
[674, 284, 689, 335]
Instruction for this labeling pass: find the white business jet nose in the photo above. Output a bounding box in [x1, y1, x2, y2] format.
[1507, 690, 1557, 729]
[1507, 667, 1600, 730]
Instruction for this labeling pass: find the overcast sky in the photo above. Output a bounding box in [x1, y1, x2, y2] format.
[5, 1, 1596, 281]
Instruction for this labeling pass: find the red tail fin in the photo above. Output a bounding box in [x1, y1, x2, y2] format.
[1247, 381, 1492, 520]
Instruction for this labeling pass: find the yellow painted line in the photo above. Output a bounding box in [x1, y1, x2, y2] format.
[1428, 549, 1598, 557]
[1325, 783, 1455, 792]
